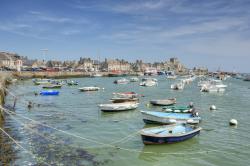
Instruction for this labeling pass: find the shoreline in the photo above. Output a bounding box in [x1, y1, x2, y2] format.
[13, 71, 143, 79]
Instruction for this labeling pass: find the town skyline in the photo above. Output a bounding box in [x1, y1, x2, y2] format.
[1, 0, 250, 72]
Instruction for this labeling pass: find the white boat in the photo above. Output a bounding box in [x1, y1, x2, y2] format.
[150, 98, 176, 106]
[171, 82, 184, 90]
[33, 79, 52, 85]
[130, 77, 139, 82]
[142, 78, 158, 82]
[79, 86, 100, 91]
[112, 92, 138, 98]
[92, 73, 103, 77]
[198, 79, 227, 88]
[99, 102, 139, 112]
[114, 78, 129, 84]
[141, 111, 201, 124]
[140, 80, 158, 87]
[166, 75, 177, 79]
[200, 85, 225, 93]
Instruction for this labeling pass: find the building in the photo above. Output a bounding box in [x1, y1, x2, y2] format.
[163, 57, 187, 73]
[78, 58, 93, 71]
[193, 67, 208, 75]
[32, 60, 47, 69]
[101, 59, 131, 72]
[132, 60, 151, 72]
[0, 52, 23, 71]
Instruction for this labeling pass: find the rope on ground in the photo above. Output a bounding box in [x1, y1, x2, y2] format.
[1, 105, 246, 156]
[111, 131, 140, 145]
[6, 111, 108, 150]
[0, 127, 50, 166]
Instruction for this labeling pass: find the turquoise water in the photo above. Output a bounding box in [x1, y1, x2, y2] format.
[2, 76, 250, 165]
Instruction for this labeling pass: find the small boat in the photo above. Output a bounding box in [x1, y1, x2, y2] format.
[200, 85, 225, 93]
[92, 73, 103, 77]
[141, 110, 201, 124]
[99, 102, 139, 112]
[110, 97, 139, 103]
[114, 78, 129, 84]
[40, 90, 59, 96]
[162, 105, 192, 111]
[33, 79, 52, 85]
[112, 92, 139, 98]
[42, 84, 62, 89]
[140, 80, 158, 87]
[140, 124, 202, 144]
[142, 78, 158, 82]
[243, 77, 250, 81]
[166, 75, 177, 79]
[130, 77, 139, 82]
[67, 80, 78, 86]
[171, 82, 184, 90]
[79, 86, 100, 92]
[150, 98, 176, 106]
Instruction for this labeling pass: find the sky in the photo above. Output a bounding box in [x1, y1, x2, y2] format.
[0, 0, 250, 72]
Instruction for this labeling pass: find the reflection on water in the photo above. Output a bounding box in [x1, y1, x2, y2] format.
[1, 77, 250, 165]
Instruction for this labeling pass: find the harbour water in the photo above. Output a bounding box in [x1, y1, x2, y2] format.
[2, 76, 250, 165]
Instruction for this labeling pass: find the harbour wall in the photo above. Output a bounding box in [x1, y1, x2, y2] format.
[13, 71, 142, 79]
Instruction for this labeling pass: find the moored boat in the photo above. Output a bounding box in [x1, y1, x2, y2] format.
[200, 85, 225, 93]
[110, 97, 139, 103]
[78, 86, 100, 91]
[112, 92, 139, 98]
[114, 78, 129, 84]
[33, 79, 52, 85]
[67, 80, 78, 86]
[99, 102, 139, 112]
[162, 105, 192, 111]
[166, 75, 177, 79]
[141, 110, 201, 124]
[150, 98, 176, 106]
[130, 77, 139, 82]
[171, 82, 184, 90]
[40, 90, 59, 96]
[42, 84, 62, 89]
[140, 80, 158, 87]
[140, 124, 202, 144]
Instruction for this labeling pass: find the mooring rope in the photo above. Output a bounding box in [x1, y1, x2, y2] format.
[1, 106, 245, 156]
[1, 88, 248, 157]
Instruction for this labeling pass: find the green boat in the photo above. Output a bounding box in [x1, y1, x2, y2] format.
[162, 105, 191, 111]
[42, 84, 62, 89]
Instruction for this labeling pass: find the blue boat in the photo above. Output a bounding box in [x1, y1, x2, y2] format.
[141, 111, 201, 124]
[140, 124, 202, 144]
[40, 90, 59, 96]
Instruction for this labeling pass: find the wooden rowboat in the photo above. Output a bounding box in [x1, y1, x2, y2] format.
[140, 124, 202, 144]
[150, 98, 176, 106]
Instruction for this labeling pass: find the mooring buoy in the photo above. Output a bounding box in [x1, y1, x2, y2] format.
[229, 119, 238, 126]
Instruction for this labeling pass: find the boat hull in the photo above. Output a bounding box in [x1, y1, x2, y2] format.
[99, 103, 138, 112]
[141, 130, 200, 144]
[150, 99, 176, 106]
[141, 111, 200, 124]
[40, 91, 59, 96]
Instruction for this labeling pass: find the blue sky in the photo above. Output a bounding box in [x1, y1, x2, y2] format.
[0, 0, 250, 72]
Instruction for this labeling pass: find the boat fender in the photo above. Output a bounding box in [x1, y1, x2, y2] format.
[175, 110, 181, 113]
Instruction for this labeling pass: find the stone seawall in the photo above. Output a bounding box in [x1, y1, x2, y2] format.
[13, 71, 142, 79]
